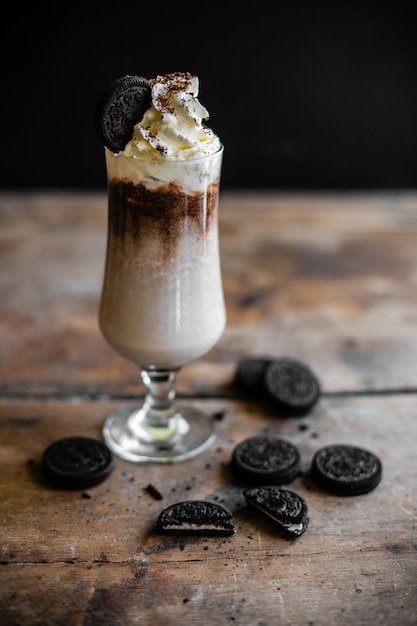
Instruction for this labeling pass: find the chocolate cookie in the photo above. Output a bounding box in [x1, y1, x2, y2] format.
[157, 500, 235, 535]
[244, 486, 309, 536]
[263, 357, 320, 416]
[42, 436, 114, 489]
[232, 435, 301, 485]
[235, 356, 272, 396]
[311, 443, 382, 496]
[95, 75, 152, 153]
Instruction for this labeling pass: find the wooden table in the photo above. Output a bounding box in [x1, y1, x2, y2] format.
[1, 191, 416, 625]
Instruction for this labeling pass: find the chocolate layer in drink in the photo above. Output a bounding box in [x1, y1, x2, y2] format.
[108, 178, 219, 264]
[99, 152, 226, 370]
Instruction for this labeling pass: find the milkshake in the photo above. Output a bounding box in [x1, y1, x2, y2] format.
[99, 146, 225, 369]
[95, 72, 225, 462]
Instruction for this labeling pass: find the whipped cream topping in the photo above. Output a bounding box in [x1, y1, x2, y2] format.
[121, 72, 221, 160]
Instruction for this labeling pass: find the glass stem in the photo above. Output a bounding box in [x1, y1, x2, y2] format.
[125, 368, 189, 448]
[140, 369, 178, 427]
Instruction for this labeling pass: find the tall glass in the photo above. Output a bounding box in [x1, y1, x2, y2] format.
[99, 145, 226, 462]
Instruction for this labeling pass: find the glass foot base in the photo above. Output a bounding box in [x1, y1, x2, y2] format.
[102, 405, 216, 463]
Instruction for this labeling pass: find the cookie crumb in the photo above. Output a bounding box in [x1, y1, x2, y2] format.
[213, 410, 228, 421]
[145, 483, 163, 500]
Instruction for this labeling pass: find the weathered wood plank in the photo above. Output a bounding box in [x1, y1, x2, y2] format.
[1, 395, 416, 625]
[1, 192, 417, 395]
[1, 551, 416, 626]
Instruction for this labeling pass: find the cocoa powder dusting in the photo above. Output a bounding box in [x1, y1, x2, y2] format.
[108, 179, 219, 263]
[151, 72, 194, 116]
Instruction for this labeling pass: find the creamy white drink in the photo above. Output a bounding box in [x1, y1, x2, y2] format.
[99, 73, 226, 370]
[96, 71, 225, 462]
[99, 147, 225, 369]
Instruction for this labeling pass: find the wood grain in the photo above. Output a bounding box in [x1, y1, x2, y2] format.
[1, 192, 417, 397]
[1, 192, 417, 625]
[1, 395, 416, 625]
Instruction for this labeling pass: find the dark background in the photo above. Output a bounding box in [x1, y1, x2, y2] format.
[3, 2, 417, 191]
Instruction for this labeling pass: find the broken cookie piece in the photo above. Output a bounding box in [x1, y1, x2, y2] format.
[244, 486, 309, 537]
[157, 500, 236, 536]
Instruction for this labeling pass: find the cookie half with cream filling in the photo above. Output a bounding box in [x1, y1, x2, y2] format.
[157, 500, 235, 535]
[244, 485, 309, 537]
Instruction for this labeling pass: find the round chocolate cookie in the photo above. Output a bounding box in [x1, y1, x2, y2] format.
[263, 357, 320, 416]
[42, 436, 114, 489]
[232, 434, 301, 485]
[95, 75, 152, 153]
[311, 443, 382, 496]
[235, 356, 272, 396]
